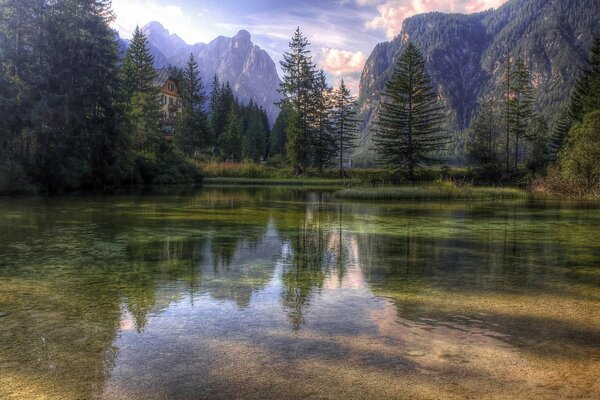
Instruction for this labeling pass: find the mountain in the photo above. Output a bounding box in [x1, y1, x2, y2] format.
[119, 22, 282, 124]
[357, 0, 600, 143]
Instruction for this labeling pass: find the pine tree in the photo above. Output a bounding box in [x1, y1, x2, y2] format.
[509, 58, 534, 170]
[548, 107, 571, 161]
[118, 26, 162, 153]
[525, 114, 548, 174]
[0, 0, 48, 191]
[309, 69, 336, 174]
[175, 53, 210, 156]
[279, 27, 315, 174]
[331, 79, 360, 177]
[502, 51, 513, 175]
[467, 98, 500, 166]
[271, 104, 292, 157]
[242, 105, 267, 162]
[570, 36, 600, 122]
[549, 36, 600, 160]
[219, 103, 242, 161]
[373, 42, 447, 180]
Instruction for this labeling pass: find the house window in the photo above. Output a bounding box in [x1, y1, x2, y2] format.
[168, 82, 174, 91]
[161, 95, 166, 105]
[169, 97, 174, 105]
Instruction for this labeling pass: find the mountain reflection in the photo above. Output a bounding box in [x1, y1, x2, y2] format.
[0, 189, 599, 399]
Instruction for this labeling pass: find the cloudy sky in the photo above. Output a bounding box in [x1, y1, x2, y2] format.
[111, 0, 507, 93]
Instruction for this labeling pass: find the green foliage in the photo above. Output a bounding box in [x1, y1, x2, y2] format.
[209, 78, 235, 145]
[0, 0, 128, 192]
[335, 181, 526, 201]
[560, 111, 600, 189]
[331, 79, 360, 176]
[525, 115, 548, 174]
[373, 42, 448, 180]
[219, 103, 243, 161]
[547, 107, 572, 162]
[174, 53, 210, 157]
[309, 70, 336, 173]
[279, 27, 315, 174]
[270, 104, 291, 157]
[242, 105, 267, 162]
[508, 57, 535, 170]
[467, 98, 500, 165]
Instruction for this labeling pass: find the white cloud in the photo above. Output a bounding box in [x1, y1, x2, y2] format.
[321, 48, 366, 76]
[356, 0, 383, 5]
[366, 0, 508, 40]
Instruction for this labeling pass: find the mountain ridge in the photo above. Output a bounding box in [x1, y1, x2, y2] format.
[357, 0, 600, 146]
[118, 22, 282, 124]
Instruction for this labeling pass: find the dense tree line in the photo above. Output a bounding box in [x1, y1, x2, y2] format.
[0, 0, 201, 193]
[207, 76, 271, 162]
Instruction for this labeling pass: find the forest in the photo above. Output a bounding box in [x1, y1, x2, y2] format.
[1, 0, 599, 196]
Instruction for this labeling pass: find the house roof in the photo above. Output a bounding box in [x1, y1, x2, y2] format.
[153, 69, 174, 89]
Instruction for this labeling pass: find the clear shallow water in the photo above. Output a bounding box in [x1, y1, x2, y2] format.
[0, 187, 599, 399]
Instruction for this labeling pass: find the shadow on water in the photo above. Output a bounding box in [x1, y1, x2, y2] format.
[0, 187, 599, 399]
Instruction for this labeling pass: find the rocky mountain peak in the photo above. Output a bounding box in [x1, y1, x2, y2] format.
[122, 23, 282, 124]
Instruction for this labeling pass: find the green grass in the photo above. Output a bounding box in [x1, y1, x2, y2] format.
[334, 183, 527, 201]
[203, 177, 357, 187]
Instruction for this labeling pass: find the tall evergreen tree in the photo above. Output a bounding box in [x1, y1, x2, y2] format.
[570, 36, 600, 122]
[503, 52, 512, 174]
[242, 105, 267, 162]
[279, 27, 315, 174]
[309, 69, 336, 173]
[509, 58, 534, 169]
[467, 98, 500, 166]
[175, 53, 210, 156]
[118, 26, 162, 153]
[549, 36, 600, 161]
[331, 79, 360, 176]
[548, 107, 571, 161]
[219, 103, 242, 161]
[373, 42, 447, 180]
[525, 114, 548, 174]
[270, 103, 292, 157]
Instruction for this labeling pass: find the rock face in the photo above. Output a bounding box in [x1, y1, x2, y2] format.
[358, 0, 600, 136]
[120, 22, 282, 124]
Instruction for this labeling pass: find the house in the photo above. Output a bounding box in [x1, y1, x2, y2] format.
[153, 69, 181, 136]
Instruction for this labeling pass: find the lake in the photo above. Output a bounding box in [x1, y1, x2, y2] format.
[1, 187, 599, 399]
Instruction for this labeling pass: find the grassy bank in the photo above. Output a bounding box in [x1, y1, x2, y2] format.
[203, 177, 355, 186]
[334, 182, 527, 201]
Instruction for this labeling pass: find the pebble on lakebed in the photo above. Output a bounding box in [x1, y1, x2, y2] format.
[0, 311, 9, 317]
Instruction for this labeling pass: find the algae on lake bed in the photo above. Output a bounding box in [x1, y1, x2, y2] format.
[0, 188, 599, 399]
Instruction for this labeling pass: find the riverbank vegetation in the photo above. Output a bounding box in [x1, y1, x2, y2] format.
[1, 3, 599, 199]
[335, 180, 526, 201]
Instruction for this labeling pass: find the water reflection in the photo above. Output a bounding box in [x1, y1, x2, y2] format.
[0, 189, 599, 399]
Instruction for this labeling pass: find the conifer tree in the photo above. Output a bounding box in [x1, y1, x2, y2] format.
[271, 104, 292, 157]
[549, 36, 600, 160]
[570, 36, 600, 122]
[219, 103, 242, 161]
[175, 53, 210, 156]
[242, 105, 267, 162]
[309, 70, 336, 174]
[525, 115, 548, 173]
[279, 27, 315, 174]
[467, 98, 499, 166]
[118, 26, 162, 153]
[373, 42, 447, 180]
[548, 107, 571, 161]
[509, 58, 534, 169]
[331, 79, 360, 176]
